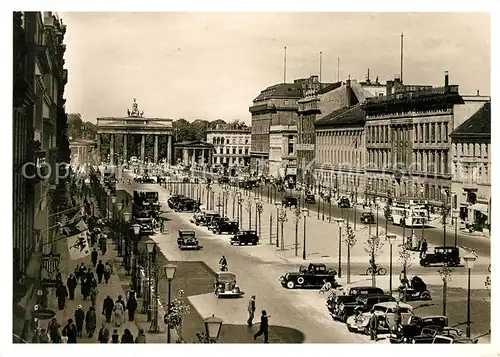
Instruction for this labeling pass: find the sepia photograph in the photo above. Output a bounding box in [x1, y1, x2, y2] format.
[11, 10, 491, 346]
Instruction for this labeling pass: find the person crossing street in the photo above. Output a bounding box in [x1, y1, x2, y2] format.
[247, 295, 256, 327]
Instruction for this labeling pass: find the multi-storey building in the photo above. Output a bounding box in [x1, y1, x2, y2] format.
[314, 104, 366, 200]
[450, 102, 491, 231]
[206, 125, 251, 169]
[13, 11, 68, 341]
[361, 72, 490, 207]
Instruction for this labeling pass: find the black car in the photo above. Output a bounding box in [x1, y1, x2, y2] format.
[337, 294, 395, 322]
[174, 197, 199, 212]
[326, 286, 385, 320]
[282, 196, 298, 208]
[280, 263, 338, 289]
[134, 217, 154, 236]
[338, 197, 351, 208]
[412, 327, 466, 344]
[230, 230, 259, 245]
[167, 195, 185, 209]
[213, 220, 239, 235]
[304, 194, 316, 204]
[360, 212, 375, 224]
[420, 246, 461, 267]
[177, 229, 202, 250]
[389, 315, 448, 344]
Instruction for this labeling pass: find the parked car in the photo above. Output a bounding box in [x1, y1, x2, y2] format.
[174, 198, 199, 212]
[326, 286, 385, 320]
[213, 272, 243, 298]
[304, 194, 316, 204]
[360, 212, 375, 224]
[135, 217, 154, 236]
[177, 229, 202, 250]
[338, 196, 351, 208]
[282, 196, 298, 208]
[346, 301, 413, 334]
[203, 211, 221, 227]
[420, 246, 461, 267]
[337, 294, 395, 322]
[212, 219, 239, 235]
[400, 276, 432, 301]
[279, 263, 339, 289]
[412, 327, 468, 344]
[208, 216, 229, 231]
[230, 230, 259, 245]
[390, 315, 449, 343]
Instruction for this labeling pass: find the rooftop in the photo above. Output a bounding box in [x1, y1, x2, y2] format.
[450, 102, 491, 139]
[315, 104, 365, 128]
[253, 83, 303, 102]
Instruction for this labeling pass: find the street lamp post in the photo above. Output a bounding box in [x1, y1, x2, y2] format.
[335, 218, 345, 278]
[164, 263, 177, 343]
[293, 207, 302, 257]
[116, 202, 124, 257]
[387, 234, 397, 294]
[453, 209, 460, 247]
[237, 193, 243, 228]
[256, 201, 263, 237]
[277, 206, 287, 251]
[123, 212, 131, 274]
[328, 186, 332, 222]
[204, 314, 223, 343]
[246, 198, 253, 230]
[464, 255, 476, 338]
[302, 208, 308, 260]
[145, 240, 156, 322]
[131, 223, 141, 295]
[274, 202, 281, 248]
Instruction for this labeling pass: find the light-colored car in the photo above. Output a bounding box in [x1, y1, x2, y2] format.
[214, 272, 243, 298]
[346, 301, 413, 334]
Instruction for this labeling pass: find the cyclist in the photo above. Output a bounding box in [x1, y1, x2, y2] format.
[219, 255, 228, 271]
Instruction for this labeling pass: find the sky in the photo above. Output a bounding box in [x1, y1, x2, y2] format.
[60, 12, 491, 124]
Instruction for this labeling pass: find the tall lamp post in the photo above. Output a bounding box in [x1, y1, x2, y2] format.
[164, 263, 177, 343]
[302, 208, 308, 260]
[204, 314, 224, 343]
[255, 201, 263, 237]
[116, 202, 124, 257]
[293, 207, 302, 257]
[131, 223, 141, 294]
[386, 234, 397, 294]
[246, 198, 253, 230]
[453, 209, 460, 247]
[464, 255, 476, 338]
[237, 193, 243, 228]
[145, 240, 156, 322]
[123, 212, 131, 273]
[274, 202, 281, 248]
[277, 206, 287, 251]
[149, 261, 169, 334]
[223, 187, 230, 217]
[335, 218, 345, 278]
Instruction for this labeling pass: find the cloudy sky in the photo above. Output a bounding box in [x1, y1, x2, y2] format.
[61, 12, 490, 124]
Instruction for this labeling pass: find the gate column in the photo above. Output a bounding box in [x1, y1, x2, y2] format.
[154, 135, 159, 164]
[166, 135, 172, 166]
[123, 134, 128, 164]
[141, 134, 146, 163]
[110, 134, 115, 166]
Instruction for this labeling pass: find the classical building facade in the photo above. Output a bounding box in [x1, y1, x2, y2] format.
[450, 102, 491, 231]
[69, 138, 97, 166]
[13, 11, 69, 341]
[314, 104, 366, 199]
[96, 99, 174, 165]
[361, 72, 490, 206]
[173, 140, 214, 166]
[206, 126, 251, 167]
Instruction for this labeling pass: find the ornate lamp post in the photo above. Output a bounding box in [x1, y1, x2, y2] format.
[149, 261, 169, 334]
[277, 206, 287, 251]
[204, 314, 223, 343]
[145, 241, 156, 322]
[386, 234, 397, 294]
[464, 255, 476, 338]
[274, 202, 281, 248]
[453, 209, 460, 247]
[237, 193, 243, 228]
[246, 197, 253, 230]
[293, 207, 302, 257]
[302, 208, 308, 260]
[131, 223, 142, 296]
[255, 200, 263, 236]
[116, 202, 124, 257]
[123, 212, 131, 273]
[223, 186, 230, 217]
[164, 263, 177, 343]
[335, 218, 345, 278]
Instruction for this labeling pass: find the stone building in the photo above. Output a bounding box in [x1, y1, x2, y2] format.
[361, 72, 490, 207]
[12, 11, 68, 341]
[450, 102, 491, 231]
[206, 125, 251, 169]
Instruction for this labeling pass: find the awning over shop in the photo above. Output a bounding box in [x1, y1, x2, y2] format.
[469, 203, 489, 215]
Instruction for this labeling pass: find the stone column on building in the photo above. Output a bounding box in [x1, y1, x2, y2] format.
[96, 133, 101, 164]
[140, 134, 146, 163]
[110, 134, 115, 166]
[440, 150, 445, 175]
[154, 135, 159, 164]
[123, 134, 128, 164]
[201, 148, 206, 164]
[166, 135, 172, 166]
[182, 148, 188, 165]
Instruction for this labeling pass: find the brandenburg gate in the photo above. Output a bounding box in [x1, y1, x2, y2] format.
[96, 99, 173, 165]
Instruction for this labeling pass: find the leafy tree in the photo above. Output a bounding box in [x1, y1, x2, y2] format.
[364, 233, 384, 287]
[342, 224, 357, 283]
[163, 289, 190, 342]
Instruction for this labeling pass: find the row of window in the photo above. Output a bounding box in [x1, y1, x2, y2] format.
[211, 136, 250, 145]
[452, 162, 490, 184]
[215, 156, 246, 165]
[452, 142, 489, 159]
[316, 147, 362, 167]
[316, 130, 362, 145]
[366, 149, 449, 175]
[215, 147, 250, 155]
[367, 122, 450, 144]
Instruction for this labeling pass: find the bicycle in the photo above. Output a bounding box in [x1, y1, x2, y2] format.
[366, 265, 387, 276]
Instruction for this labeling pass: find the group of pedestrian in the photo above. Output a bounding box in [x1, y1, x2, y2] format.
[98, 325, 146, 343]
[101, 292, 138, 327]
[246, 295, 270, 343]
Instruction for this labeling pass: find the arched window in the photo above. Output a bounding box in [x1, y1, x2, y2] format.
[212, 137, 216, 144]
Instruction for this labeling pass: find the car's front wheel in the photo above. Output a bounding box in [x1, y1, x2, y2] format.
[286, 281, 295, 289]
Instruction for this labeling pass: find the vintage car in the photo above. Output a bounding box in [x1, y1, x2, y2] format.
[167, 195, 186, 209]
[279, 263, 339, 289]
[282, 196, 298, 208]
[174, 197, 199, 212]
[420, 246, 461, 267]
[346, 301, 413, 334]
[177, 230, 202, 250]
[304, 194, 316, 204]
[212, 220, 239, 235]
[432, 335, 478, 344]
[230, 230, 259, 245]
[412, 327, 469, 344]
[337, 294, 395, 322]
[390, 315, 449, 343]
[198, 211, 220, 227]
[135, 217, 154, 236]
[338, 196, 351, 208]
[326, 286, 385, 320]
[214, 272, 243, 298]
[399, 276, 432, 301]
[191, 211, 205, 225]
[360, 212, 375, 224]
[208, 216, 229, 231]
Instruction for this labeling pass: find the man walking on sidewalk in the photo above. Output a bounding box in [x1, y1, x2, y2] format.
[98, 323, 110, 343]
[91, 248, 98, 267]
[96, 260, 105, 283]
[102, 295, 114, 323]
[103, 262, 112, 284]
[253, 310, 270, 343]
[56, 282, 69, 310]
[247, 295, 256, 327]
[67, 274, 78, 300]
[74, 305, 85, 337]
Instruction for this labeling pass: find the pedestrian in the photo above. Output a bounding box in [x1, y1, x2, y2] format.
[99, 235, 107, 255]
[74, 305, 85, 337]
[86, 267, 94, 282]
[102, 295, 114, 323]
[48, 318, 61, 343]
[62, 318, 78, 343]
[67, 273, 78, 300]
[103, 262, 112, 284]
[91, 248, 98, 267]
[135, 329, 146, 343]
[74, 265, 81, 281]
[113, 296, 125, 327]
[420, 239, 428, 259]
[90, 284, 99, 308]
[55, 269, 63, 284]
[98, 323, 110, 343]
[247, 295, 256, 327]
[81, 276, 90, 300]
[121, 328, 134, 343]
[253, 310, 270, 343]
[111, 329, 120, 343]
[368, 309, 378, 341]
[56, 282, 69, 310]
[96, 260, 105, 283]
[126, 293, 138, 321]
[85, 306, 97, 338]
[78, 263, 87, 283]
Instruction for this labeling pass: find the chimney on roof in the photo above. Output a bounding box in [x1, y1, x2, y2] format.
[346, 75, 352, 107]
[477, 90, 480, 96]
[444, 71, 449, 93]
[386, 80, 394, 96]
[366, 68, 371, 84]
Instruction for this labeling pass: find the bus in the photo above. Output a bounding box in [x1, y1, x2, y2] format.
[391, 203, 427, 227]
